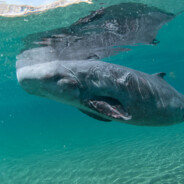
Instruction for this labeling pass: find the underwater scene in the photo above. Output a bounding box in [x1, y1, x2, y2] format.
[0, 0, 184, 183]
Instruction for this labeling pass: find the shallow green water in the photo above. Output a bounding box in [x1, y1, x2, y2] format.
[0, 1, 184, 183]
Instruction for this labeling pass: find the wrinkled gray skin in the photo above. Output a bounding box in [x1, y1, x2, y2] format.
[24, 3, 174, 60]
[16, 50, 184, 126]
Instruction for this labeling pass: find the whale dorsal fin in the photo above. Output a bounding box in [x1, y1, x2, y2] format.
[153, 72, 166, 79]
[83, 97, 132, 121]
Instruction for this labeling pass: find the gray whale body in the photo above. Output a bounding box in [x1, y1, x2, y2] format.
[16, 3, 183, 126]
[16, 56, 184, 126]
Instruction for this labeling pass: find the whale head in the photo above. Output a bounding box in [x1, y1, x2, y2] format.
[16, 49, 80, 106]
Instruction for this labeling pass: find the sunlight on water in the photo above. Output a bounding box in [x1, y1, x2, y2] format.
[4, 0, 56, 6]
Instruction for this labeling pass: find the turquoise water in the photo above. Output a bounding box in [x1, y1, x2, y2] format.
[0, 1, 184, 183]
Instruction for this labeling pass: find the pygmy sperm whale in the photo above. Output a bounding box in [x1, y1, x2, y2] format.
[16, 51, 184, 126]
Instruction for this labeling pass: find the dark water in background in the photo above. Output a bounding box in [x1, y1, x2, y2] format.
[0, 1, 184, 183]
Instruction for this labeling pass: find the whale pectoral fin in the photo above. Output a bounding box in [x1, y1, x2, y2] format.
[79, 109, 111, 122]
[84, 97, 132, 121]
[153, 72, 166, 79]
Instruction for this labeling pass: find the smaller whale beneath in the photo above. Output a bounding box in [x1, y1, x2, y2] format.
[16, 55, 184, 126]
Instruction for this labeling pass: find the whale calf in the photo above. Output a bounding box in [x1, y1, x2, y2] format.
[16, 53, 184, 126]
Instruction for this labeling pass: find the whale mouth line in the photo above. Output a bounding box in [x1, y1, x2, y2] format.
[84, 96, 132, 121]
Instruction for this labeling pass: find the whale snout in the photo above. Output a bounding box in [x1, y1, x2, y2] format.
[16, 60, 80, 105]
[16, 61, 62, 98]
[16, 61, 59, 83]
